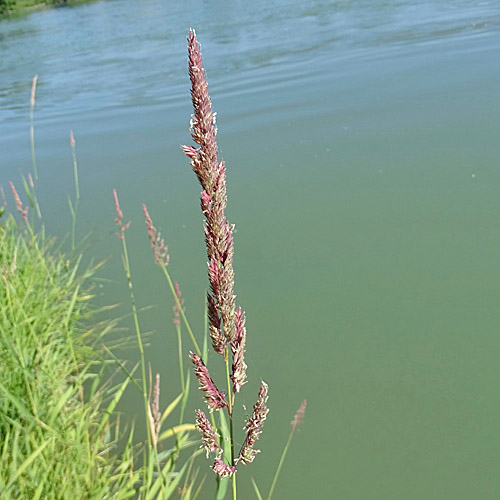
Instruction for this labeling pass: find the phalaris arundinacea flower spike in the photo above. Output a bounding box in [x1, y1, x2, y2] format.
[183, 28, 268, 481]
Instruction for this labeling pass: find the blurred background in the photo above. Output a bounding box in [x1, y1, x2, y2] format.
[1, 1, 500, 498]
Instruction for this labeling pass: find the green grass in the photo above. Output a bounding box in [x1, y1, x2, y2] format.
[0, 212, 198, 498]
[0, 0, 97, 18]
[0, 215, 124, 498]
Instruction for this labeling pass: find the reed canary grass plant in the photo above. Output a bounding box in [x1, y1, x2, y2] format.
[138, 30, 308, 499]
[182, 29, 269, 498]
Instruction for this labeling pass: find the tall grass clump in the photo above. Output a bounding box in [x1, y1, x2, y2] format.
[0, 182, 200, 498]
[0, 214, 125, 498]
[0, 78, 201, 498]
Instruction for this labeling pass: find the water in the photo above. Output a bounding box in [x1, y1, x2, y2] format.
[2, 1, 500, 498]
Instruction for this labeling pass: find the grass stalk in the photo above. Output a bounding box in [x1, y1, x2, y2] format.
[223, 346, 237, 500]
[161, 264, 201, 357]
[117, 229, 153, 448]
[29, 75, 42, 219]
[69, 130, 80, 251]
[29, 75, 38, 183]
[268, 400, 307, 500]
[267, 430, 294, 500]
[183, 30, 270, 497]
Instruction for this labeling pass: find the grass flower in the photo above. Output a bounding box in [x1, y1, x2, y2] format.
[266, 399, 307, 499]
[183, 30, 268, 495]
[195, 409, 220, 457]
[212, 457, 237, 478]
[173, 281, 184, 326]
[147, 373, 161, 448]
[143, 203, 169, 266]
[231, 307, 247, 393]
[292, 399, 307, 432]
[182, 28, 238, 352]
[237, 381, 269, 465]
[113, 188, 130, 238]
[9, 181, 28, 222]
[190, 352, 227, 411]
[30, 74, 38, 109]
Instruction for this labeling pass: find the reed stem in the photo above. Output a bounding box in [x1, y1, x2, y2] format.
[161, 265, 201, 357]
[224, 346, 237, 500]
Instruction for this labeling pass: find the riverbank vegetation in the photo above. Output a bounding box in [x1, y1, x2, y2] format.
[0, 0, 92, 17]
[0, 214, 122, 498]
[0, 208, 200, 498]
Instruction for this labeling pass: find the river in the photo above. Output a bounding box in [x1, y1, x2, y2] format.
[1, 1, 500, 498]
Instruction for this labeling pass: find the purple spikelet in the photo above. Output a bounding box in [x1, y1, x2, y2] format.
[9, 182, 28, 223]
[190, 352, 227, 411]
[237, 381, 269, 465]
[231, 307, 247, 393]
[195, 409, 220, 457]
[291, 400, 307, 432]
[143, 204, 170, 267]
[182, 29, 237, 351]
[212, 456, 237, 478]
[113, 189, 130, 239]
[173, 281, 185, 326]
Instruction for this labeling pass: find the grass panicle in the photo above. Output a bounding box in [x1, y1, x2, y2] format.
[182, 29, 269, 500]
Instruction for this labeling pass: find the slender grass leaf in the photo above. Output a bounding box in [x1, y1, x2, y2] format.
[160, 391, 183, 426]
[251, 478, 264, 500]
[159, 424, 196, 442]
[4, 438, 50, 492]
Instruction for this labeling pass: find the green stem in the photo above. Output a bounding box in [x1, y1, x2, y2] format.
[176, 323, 185, 392]
[120, 234, 152, 450]
[161, 265, 201, 357]
[70, 141, 79, 251]
[29, 103, 42, 219]
[224, 346, 236, 500]
[30, 110, 38, 183]
[121, 232, 169, 495]
[267, 427, 295, 500]
[232, 474, 237, 500]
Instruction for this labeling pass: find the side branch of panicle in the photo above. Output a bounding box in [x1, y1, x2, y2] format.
[142, 204, 169, 266]
[237, 381, 269, 465]
[212, 457, 237, 478]
[190, 352, 227, 411]
[207, 291, 225, 354]
[195, 409, 220, 457]
[231, 306, 247, 393]
[186, 29, 218, 184]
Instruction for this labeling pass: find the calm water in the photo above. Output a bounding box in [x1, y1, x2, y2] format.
[2, 1, 500, 498]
